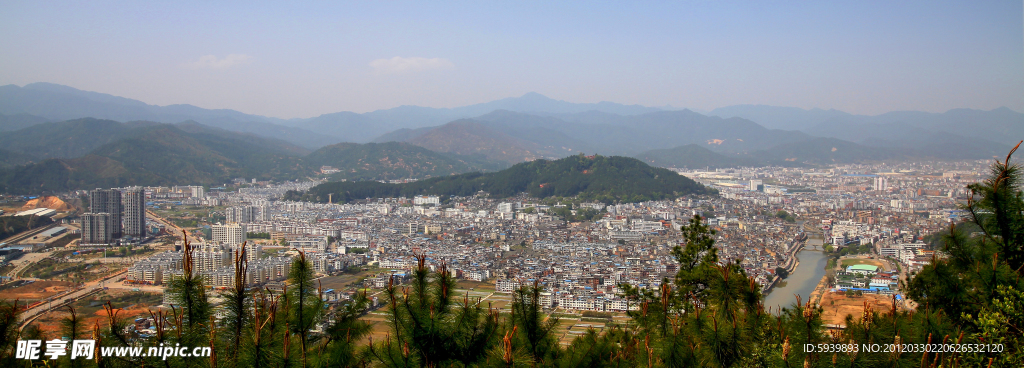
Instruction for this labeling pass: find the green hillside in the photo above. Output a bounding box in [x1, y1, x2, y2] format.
[0, 215, 54, 239]
[405, 120, 543, 164]
[0, 113, 48, 132]
[293, 154, 714, 204]
[306, 141, 504, 181]
[0, 118, 134, 159]
[0, 118, 512, 194]
[0, 149, 34, 169]
[0, 123, 312, 193]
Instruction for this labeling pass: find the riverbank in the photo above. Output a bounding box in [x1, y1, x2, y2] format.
[763, 240, 827, 311]
[762, 237, 808, 294]
[808, 272, 829, 306]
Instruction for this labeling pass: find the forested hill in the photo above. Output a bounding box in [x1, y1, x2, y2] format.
[0, 118, 512, 194]
[291, 154, 715, 204]
[305, 141, 505, 181]
[0, 120, 312, 193]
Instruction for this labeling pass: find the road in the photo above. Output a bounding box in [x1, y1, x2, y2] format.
[108, 283, 162, 292]
[65, 256, 147, 265]
[6, 252, 51, 279]
[18, 270, 128, 328]
[147, 210, 185, 237]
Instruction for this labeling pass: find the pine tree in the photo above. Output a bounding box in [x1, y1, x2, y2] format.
[166, 232, 211, 330]
[508, 281, 560, 364]
[99, 302, 134, 368]
[908, 142, 1024, 326]
[620, 215, 769, 367]
[163, 231, 212, 366]
[222, 242, 250, 364]
[0, 300, 20, 363]
[317, 291, 372, 367]
[369, 255, 500, 367]
[60, 306, 86, 368]
[287, 251, 323, 368]
[240, 288, 286, 368]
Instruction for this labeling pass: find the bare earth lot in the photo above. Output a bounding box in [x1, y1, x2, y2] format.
[27, 289, 163, 339]
[818, 291, 895, 327]
[0, 280, 74, 302]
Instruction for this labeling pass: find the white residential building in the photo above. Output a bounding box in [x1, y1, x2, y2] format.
[413, 195, 440, 205]
[212, 223, 246, 246]
[290, 236, 329, 253]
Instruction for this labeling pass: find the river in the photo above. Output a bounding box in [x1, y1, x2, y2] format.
[763, 238, 827, 311]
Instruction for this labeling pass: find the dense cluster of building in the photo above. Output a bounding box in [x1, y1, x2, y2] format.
[114, 159, 981, 310]
[80, 187, 148, 246]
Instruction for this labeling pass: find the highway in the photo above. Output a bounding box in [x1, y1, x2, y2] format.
[6, 252, 51, 279]
[147, 209, 185, 237]
[17, 270, 128, 328]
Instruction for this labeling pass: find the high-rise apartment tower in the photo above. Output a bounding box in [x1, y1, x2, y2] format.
[89, 189, 122, 238]
[81, 212, 114, 245]
[121, 187, 146, 238]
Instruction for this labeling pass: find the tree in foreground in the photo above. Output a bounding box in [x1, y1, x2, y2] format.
[0, 300, 21, 365]
[907, 141, 1024, 366]
[222, 242, 250, 364]
[369, 256, 500, 367]
[287, 251, 324, 368]
[164, 232, 212, 350]
[507, 280, 560, 365]
[622, 215, 773, 368]
[316, 291, 372, 367]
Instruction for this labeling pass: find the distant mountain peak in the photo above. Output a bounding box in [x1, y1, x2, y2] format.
[519, 92, 551, 99]
[24, 82, 82, 92]
[21, 82, 150, 107]
[405, 119, 539, 164]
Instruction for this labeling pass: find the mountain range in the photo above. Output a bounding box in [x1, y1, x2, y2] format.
[370, 109, 1014, 166]
[0, 119, 504, 194]
[0, 82, 1020, 192]
[0, 84, 666, 150]
[709, 105, 1024, 148]
[6, 83, 1019, 152]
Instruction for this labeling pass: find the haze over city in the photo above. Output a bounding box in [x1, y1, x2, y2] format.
[1, 1, 1021, 118]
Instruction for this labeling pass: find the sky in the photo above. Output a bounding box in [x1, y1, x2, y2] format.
[0, 1, 1021, 119]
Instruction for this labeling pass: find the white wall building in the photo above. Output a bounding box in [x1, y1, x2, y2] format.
[290, 236, 329, 253]
[413, 195, 440, 205]
[497, 202, 514, 214]
[212, 223, 247, 246]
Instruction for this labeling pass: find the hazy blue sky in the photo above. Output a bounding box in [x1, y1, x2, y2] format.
[1, 1, 1021, 118]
